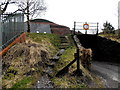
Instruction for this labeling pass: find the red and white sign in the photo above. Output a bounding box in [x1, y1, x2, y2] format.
[83, 24, 89, 30]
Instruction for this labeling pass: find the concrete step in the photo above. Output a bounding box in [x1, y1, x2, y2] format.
[60, 36, 68, 43]
[59, 44, 69, 49]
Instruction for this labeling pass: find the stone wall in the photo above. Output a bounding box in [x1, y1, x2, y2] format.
[51, 28, 71, 36]
[77, 34, 120, 63]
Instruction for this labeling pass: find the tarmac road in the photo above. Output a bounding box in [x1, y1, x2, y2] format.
[91, 61, 120, 88]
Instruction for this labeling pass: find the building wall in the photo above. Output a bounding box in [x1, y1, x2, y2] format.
[51, 28, 71, 36]
[25, 23, 51, 33]
[30, 23, 51, 33]
[25, 19, 71, 35]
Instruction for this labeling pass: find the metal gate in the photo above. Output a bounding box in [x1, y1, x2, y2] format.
[73, 22, 99, 35]
[0, 13, 24, 49]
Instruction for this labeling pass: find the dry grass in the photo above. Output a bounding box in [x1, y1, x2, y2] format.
[2, 33, 60, 88]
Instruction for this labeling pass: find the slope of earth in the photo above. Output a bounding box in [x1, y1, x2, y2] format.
[50, 35, 105, 88]
[2, 33, 60, 88]
[99, 33, 120, 43]
[2, 33, 105, 88]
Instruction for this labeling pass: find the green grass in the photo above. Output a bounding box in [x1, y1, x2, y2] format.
[99, 33, 120, 43]
[27, 33, 61, 57]
[54, 38, 76, 72]
[51, 35, 87, 88]
[27, 33, 61, 48]
[11, 77, 32, 88]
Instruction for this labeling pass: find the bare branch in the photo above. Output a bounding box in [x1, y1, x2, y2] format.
[0, 0, 17, 14]
[13, 0, 47, 32]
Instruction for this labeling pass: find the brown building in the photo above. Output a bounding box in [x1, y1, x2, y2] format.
[29, 19, 71, 36]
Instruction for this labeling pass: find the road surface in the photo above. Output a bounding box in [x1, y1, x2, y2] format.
[91, 61, 120, 88]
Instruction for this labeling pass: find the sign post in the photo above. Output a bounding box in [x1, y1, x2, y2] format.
[83, 22, 89, 34]
[73, 21, 99, 35]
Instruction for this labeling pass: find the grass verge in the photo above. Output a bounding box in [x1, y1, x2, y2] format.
[99, 33, 120, 43]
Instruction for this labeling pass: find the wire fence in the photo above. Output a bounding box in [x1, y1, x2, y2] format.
[0, 13, 24, 49]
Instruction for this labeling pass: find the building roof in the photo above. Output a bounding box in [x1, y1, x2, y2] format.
[30, 19, 54, 24]
[29, 19, 70, 29]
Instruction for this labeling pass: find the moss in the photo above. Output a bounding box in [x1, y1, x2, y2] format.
[11, 77, 32, 88]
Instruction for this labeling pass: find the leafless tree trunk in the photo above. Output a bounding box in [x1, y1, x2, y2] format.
[15, 0, 47, 32]
[0, 0, 47, 32]
[26, 0, 30, 32]
[0, 0, 11, 15]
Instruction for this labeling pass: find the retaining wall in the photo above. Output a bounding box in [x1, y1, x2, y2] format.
[77, 34, 120, 63]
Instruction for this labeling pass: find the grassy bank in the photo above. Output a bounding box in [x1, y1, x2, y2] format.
[26, 33, 61, 57]
[51, 46, 88, 88]
[51, 35, 88, 88]
[51, 35, 105, 88]
[2, 33, 61, 88]
[99, 33, 120, 43]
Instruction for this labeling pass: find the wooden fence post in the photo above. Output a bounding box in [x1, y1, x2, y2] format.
[77, 48, 80, 71]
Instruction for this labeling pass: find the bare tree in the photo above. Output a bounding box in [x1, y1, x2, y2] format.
[0, 0, 11, 15]
[0, 0, 15, 15]
[15, 0, 47, 32]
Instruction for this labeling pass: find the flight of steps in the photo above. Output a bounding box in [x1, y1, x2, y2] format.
[59, 36, 69, 49]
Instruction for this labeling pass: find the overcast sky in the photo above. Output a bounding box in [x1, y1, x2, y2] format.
[6, 0, 120, 33]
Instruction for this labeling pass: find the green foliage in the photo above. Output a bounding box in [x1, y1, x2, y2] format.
[103, 21, 115, 34]
[11, 77, 32, 88]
